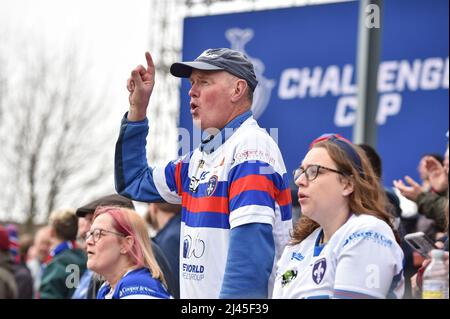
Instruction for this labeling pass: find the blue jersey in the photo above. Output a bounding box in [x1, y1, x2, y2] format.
[115, 111, 292, 298]
[97, 268, 171, 299]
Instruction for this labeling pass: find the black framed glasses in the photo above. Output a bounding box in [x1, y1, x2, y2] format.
[293, 164, 344, 182]
[86, 228, 126, 244]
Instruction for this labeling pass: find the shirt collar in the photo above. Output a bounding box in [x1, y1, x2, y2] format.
[51, 240, 74, 257]
[45, 240, 75, 265]
[200, 110, 253, 154]
[313, 230, 326, 257]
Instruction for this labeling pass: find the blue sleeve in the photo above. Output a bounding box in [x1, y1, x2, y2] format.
[219, 223, 275, 299]
[114, 113, 164, 202]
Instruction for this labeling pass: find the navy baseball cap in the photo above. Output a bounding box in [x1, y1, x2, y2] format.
[170, 48, 258, 91]
[76, 194, 134, 217]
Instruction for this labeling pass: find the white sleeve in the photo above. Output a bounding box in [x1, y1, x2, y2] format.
[153, 165, 182, 204]
[333, 223, 404, 299]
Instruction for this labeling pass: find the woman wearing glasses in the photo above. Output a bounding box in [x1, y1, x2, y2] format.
[273, 134, 404, 299]
[86, 206, 171, 299]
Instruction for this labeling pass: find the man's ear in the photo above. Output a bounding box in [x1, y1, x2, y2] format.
[230, 79, 248, 103]
[341, 176, 355, 197]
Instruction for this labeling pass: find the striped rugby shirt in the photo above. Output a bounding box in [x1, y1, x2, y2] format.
[115, 111, 292, 298]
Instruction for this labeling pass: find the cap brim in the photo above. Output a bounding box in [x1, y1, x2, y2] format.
[170, 61, 224, 78]
[75, 194, 135, 218]
[75, 207, 93, 218]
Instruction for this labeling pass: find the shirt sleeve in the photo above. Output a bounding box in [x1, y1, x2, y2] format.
[219, 223, 275, 299]
[333, 221, 404, 299]
[114, 113, 183, 204]
[115, 272, 171, 300]
[228, 160, 291, 228]
[227, 130, 292, 229]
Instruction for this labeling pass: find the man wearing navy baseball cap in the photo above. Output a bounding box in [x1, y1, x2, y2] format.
[115, 49, 292, 299]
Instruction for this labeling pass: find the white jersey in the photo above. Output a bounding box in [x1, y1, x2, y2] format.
[152, 117, 292, 298]
[273, 214, 404, 299]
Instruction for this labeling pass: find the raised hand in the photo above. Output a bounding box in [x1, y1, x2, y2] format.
[393, 176, 423, 202]
[127, 52, 156, 121]
[424, 156, 448, 192]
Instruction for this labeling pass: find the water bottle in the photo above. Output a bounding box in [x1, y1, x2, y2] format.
[422, 249, 449, 299]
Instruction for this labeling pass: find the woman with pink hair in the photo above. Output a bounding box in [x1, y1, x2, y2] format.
[86, 206, 171, 299]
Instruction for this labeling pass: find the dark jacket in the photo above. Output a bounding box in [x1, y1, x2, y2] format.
[0, 251, 18, 299]
[154, 214, 181, 298]
[13, 262, 33, 299]
[416, 191, 448, 231]
[39, 248, 87, 299]
[151, 239, 177, 298]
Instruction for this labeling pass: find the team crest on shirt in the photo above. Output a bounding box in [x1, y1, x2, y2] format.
[312, 258, 327, 285]
[281, 269, 298, 287]
[206, 175, 218, 196]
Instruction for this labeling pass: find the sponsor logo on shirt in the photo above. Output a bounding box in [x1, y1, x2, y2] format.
[183, 234, 205, 259]
[291, 252, 305, 261]
[342, 230, 393, 248]
[182, 234, 206, 281]
[234, 149, 275, 166]
[281, 269, 298, 287]
[119, 286, 159, 298]
[182, 263, 205, 281]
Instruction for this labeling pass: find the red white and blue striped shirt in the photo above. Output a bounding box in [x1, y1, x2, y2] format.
[115, 111, 292, 298]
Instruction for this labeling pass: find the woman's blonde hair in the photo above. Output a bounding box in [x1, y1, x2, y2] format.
[93, 206, 166, 287]
[291, 137, 399, 245]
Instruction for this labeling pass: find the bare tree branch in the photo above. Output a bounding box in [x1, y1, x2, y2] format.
[0, 37, 114, 231]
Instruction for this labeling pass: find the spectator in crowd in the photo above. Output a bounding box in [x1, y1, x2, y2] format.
[358, 144, 402, 223]
[273, 134, 404, 299]
[394, 148, 448, 234]
[72, 193, 177, 299]
[358, 144, 416, 298]
[115, 49, 292, 298]
[426, 146, 449, 195]
[0, 225, 18, 299]
[415, 154, 445, 241]
[39, 208, 87, 299]
[26, 226, 51, 297]
[420, 144, 448, 246]
[70, 205, 96, 299]
[4, 225, 34, 299]
[290, 182, 302, 226]
[417, 154, 444, 192]
[72, 194, 134, 299]
[146, 202, 181, 299]
[13, 234, 34, 298]
[86, 206, 171, 299]
[411, 144, 449, 297]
